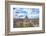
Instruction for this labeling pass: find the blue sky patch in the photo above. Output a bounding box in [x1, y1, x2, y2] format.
[13, 8, 39, 19]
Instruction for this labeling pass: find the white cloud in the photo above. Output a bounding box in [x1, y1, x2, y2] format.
[13, 8, 39, 19]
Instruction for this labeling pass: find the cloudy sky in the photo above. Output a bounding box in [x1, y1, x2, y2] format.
[13, 8, 39, 19]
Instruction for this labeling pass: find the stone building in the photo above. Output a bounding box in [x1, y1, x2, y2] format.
[13, 16, 39, 27]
